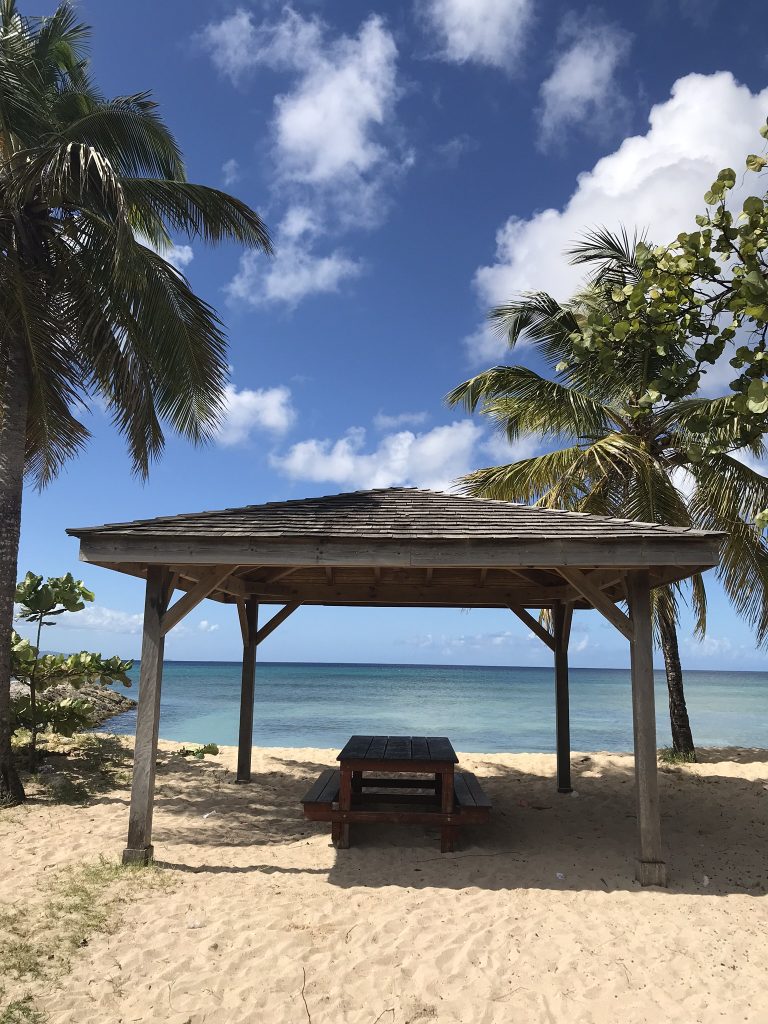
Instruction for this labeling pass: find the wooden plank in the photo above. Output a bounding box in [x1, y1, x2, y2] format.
[384, 736, 411, 760]
[236, 599, 258, 784]
[365, 736, 388, 760]
[338, 735, 374, 760]
[78, 534, 723, 570]
[461, 772, 492, 809]
[357, 777, 437, 790]
[122, 566, 171, 865]
[249, 582, 574, 608]
[236, 599, 249, 645]
[426, 737, 459, 763]
[254, 601, 300, 645]
[160, 565, 235, 635]
[302, 769, 339, 805]
[627, 571, 667, 887]
[557, 567, 634, 641]
[316, 771, 341, 805]
[453, 772, 476, 808]
[509, 605, 555, 651]
[410, 736, 430, 759]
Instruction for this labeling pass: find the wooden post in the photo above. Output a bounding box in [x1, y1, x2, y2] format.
[236, 599, 258, 784]
[626, 570, 668, 887]
[122, 567, 171, 865]
[553, 601, 573, 793]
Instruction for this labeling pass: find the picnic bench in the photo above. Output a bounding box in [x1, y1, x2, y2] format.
[301, 735, 491, 852]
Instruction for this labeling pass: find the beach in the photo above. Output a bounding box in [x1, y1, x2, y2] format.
[2, 738, 767, 1024]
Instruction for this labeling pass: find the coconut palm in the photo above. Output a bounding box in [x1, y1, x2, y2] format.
[447, 230, 768, 759]
[0, 2, 273, 804]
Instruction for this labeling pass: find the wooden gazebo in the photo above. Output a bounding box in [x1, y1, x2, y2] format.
[67, 487, 722, 885]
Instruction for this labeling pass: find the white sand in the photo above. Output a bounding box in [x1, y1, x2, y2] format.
[3, 740, 767, 1023]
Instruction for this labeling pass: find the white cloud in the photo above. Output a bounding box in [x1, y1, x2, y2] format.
[373, 410, 429, 430]
[467, 72, 768, 362]
[140, 236, 194, 272]
[271, 420, 483, 491]
[227, 206, 362, 306]
[538, 19, 631, 149]
[197, 620, 220, 633]
[217, 384, 296, 445]
[421, 0, 533, 71]
[222, 158, 240, 186]
[479, 432, 539, 465]
[199, 8, 261, 83]
[683, 634, 733, 657]
[202, 7, 405, 305]
[56, 605, 144, 635]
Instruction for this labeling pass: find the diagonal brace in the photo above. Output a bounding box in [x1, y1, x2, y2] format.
[558, 567, 633, 641]
[160, 566, 235, 636]
[254, 601, 301, 646]
[510, 605, 555, 651]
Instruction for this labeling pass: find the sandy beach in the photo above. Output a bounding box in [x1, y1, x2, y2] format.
[2, 738, 767, 1024]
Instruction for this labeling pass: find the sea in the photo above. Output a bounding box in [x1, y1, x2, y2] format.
[102, 661, 768, 753]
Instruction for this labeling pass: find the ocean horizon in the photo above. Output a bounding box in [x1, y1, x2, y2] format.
[103, 660, 768, 754]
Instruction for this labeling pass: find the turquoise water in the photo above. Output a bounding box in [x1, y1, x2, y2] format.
[103, 662, 768, 753]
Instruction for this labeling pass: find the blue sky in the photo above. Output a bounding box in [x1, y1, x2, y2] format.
[16, 0, 768, 670]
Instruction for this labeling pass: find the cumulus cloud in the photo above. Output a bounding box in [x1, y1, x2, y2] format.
[201, 6, 404, 305]
[217, 384, 296, 445]
[56, 605, 144, 635]
[421, 0, 533, 71]
[227, 206, 362, 306]
[538, 18, 631, 149]
[197, 620, 220, 633]
[222, 158, 240, 186]
[271, 421, 483, 491]
[373, 410, 429, 430]
[467, 72, 768, 362]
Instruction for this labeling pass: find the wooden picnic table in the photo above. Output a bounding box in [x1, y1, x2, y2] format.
[302, 734, 490, 853]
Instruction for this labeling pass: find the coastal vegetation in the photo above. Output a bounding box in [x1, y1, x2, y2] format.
[0, 1, 272, 805]
[448, 141, 768, 758]
[12, 572, 132, 766]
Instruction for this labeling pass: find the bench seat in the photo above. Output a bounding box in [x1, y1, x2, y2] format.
[301, 769, 492, 826]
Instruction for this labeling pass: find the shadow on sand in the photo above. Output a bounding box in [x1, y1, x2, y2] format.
[126, 747, 768, 899]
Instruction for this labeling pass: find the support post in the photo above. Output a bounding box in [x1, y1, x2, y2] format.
[236, 599, 258, 783]
[123, 567, 171, 865]
[626, 570, 667, 887]
[553, 601, 572, 793]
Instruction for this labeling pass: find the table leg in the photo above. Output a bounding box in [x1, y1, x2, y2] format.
[440, 766, 455, 853]
[337, 765, 352, 849]
[352, 770, 363, 799]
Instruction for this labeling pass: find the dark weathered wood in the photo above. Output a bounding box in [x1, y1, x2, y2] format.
[627, 570, 667, 887]
[236, 600, 258, 784]
[122, 566, 171, 865]
[302, 768, 340, 806]
[426, 737, 459, 763]
[461, 771, 492, 809]
[553, 601, 572, 794]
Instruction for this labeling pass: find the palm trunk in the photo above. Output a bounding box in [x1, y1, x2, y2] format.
[658, 612, 696, 761]
[0, 333, 29, 806]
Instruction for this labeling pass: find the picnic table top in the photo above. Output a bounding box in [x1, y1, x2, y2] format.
[337, 735, 458, 764]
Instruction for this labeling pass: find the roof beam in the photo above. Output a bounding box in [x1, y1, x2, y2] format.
[161, 566, 236, 636]
[248, 581, 574, 608]
[557, 567, 633, 641]
[510, 605, 555, 651]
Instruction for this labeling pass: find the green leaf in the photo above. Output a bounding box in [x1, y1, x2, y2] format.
[746, 154, 767, 173]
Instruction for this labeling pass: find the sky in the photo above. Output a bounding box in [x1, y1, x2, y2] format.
[15, 0, 768, 671]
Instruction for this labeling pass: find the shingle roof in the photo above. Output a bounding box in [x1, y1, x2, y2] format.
[67, 487, 719, 542]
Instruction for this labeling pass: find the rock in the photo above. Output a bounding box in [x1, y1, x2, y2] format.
[10, 680, 135, 728]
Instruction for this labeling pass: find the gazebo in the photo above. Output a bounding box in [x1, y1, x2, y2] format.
[67, 487, 722, 885]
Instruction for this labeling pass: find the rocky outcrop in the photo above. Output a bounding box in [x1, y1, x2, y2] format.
[10, 681, 136, 728]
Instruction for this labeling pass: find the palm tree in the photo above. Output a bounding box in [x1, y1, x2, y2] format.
[447, 230, 768, 759]
[0, 2, 273, 804]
